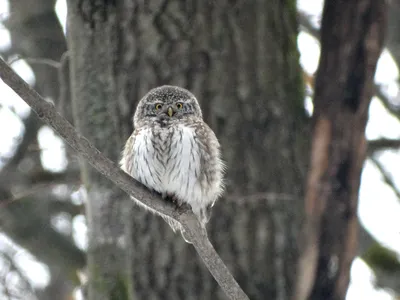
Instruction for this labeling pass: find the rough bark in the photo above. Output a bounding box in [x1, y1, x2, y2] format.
[65, 0, 308, 299]
[294, 1, 387, 300]
[66, 1, 135, 300]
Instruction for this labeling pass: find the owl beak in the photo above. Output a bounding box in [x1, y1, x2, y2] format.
[167, 106, 174, 117]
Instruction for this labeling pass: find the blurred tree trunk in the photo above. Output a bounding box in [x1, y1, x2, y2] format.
[66, 2, 135, 300]
[295, 1, 387, 300]
[387, 0, 400, 69]
[298, 2, 400, 297]
[1, 1, 82, 300]
[66, 0, 308, 299]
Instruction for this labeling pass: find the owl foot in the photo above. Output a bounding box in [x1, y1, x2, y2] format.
[171, 195, 183, 206]
[176, 203, 192, 217]
[163, 193, 189, 209]
[200, 205, 213, 224]
[152, 190, 163, 198]
[180, 228, 192, 244]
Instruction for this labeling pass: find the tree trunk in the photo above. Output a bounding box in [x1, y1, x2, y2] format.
[66, 0, 308, 299]
[294, 1, 387, 300]
[66, 1, 135, 299]
[386, 0, 400, 70]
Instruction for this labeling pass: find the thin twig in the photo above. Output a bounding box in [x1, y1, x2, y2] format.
[370, 157, 400, 200]
[57, 51, 69, 117]
[0, 58, 250, 300]
[375, 84, 400, 123]
[0, 183, 54, 206]
[8, 55, 61, 68]
[297, 11, 320, 38]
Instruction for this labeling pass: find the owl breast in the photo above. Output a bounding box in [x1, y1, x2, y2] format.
[130, 124, 215, 216]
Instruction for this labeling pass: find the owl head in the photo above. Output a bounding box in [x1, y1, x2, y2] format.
[133, 85, 203, 127]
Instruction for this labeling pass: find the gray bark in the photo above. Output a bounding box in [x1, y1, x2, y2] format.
[66, 0, 308, 299]
[66, 1, 135, 300]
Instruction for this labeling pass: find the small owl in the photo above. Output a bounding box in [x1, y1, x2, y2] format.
[120, 85, 224, 241]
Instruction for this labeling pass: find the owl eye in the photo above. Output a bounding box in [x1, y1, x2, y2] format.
[176, 102, 183, 109]
[155, 103, 163, 110]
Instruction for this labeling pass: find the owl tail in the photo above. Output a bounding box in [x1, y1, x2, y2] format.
[162, 216, 192, 244]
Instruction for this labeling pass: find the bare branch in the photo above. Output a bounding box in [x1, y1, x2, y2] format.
[0, 183, 55, 206]
[297, 11, 320, 38]
[298, 12, 400, 125]
[368, 138, 400, 154]
[374, 84, 400, 122]
[370, 157, 400, 200]
[8, 55, 61, 69]
[0, 58, 250, 300]
[358, 226, 400, 294]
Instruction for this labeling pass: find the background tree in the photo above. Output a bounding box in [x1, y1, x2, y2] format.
[0, 0, 397, 300]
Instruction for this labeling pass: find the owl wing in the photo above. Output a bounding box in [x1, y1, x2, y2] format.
[189, 121, 224, 224]
[192, 121, 224, 196]
[120, 129, 138, 175]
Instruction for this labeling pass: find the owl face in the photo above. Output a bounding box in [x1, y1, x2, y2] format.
[134, 86, 203, 127]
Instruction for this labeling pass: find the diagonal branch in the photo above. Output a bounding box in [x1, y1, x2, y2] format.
[0, 58, 249, 300]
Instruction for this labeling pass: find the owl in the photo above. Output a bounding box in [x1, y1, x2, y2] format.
[120, 85, 224, 241]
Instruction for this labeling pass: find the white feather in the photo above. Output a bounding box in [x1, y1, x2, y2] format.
[123, 124, 218, 222]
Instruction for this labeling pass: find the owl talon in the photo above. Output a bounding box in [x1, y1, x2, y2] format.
[163, 194, 177, 203]
[172, 196, 183, 207]
[176, 203, 191, 215]
[166, 194, 186, 208]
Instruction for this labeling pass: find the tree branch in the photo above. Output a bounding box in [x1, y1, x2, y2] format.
[368, 138, 400, 154]
[374, 83, 400, 123]
[358, 226, 400, 294]
[297, 11, 320, 38]
[0, 58, 249, 300]
[298, 11, 400, 125]
[370, 157, 400, 200]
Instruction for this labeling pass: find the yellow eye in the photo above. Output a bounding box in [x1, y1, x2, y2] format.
[155, 103, 162, 110]
[176, 102, 183, 109]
